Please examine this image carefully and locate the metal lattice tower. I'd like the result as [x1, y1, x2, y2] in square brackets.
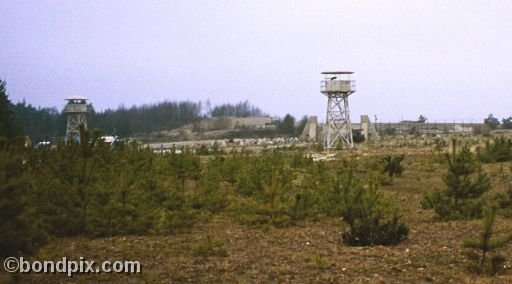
[63, 97, 88, 143]
[321, 71, 355, 149]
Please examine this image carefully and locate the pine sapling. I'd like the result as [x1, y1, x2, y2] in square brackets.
[422, 139, 491, 220]
[381, 154, 405, 178]
[261, 167, 290, 226]
[463, 206, 512, 275]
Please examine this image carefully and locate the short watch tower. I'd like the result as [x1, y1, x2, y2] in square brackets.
[321, 71, 355, 149]
[63, 97, 88, 143]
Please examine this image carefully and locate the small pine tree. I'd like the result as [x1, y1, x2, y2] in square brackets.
[381, 154, 405, 178]
[167, 147, 201, 189]
[432, 138, 448, 162]
[463, 206, 512, 275]
[293, 161, 331, 220]
[262, 168, 288, 226]
[422, 140, 491, 220]
[340, 170, 408, 246]
[194, 160, 229, 213]
[220, 152, 241, 186]
[237, 167, 292, 227]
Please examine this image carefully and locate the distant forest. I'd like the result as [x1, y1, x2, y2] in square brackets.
[0, 79, 309, 142]
[10, 100, 269, 141]
[209, 101, 264, 118]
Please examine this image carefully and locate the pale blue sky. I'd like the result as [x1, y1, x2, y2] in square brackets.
[1, 0, 511, 122]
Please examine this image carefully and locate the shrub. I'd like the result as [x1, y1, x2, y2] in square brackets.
[477, 136, 512, 163]
[352, 131, 366, 144]
[340, 171, 408, 246]
[381, 154, 405, 178]
[343, 214, 409, 246]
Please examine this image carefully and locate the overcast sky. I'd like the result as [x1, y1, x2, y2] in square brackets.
[1, 0, 511, 122]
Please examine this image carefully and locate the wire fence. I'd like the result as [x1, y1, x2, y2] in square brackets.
[372, 121, 482, 136]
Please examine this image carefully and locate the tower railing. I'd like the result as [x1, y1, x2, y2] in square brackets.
[320, 80, 356, 94]
[63, 103, 88, 113]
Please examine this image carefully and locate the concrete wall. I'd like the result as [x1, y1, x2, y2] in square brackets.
[300, 116, 318, 141]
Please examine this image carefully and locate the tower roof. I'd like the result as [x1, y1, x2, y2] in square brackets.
[65, 96, 88, 101]
[321, 71, 354, 74]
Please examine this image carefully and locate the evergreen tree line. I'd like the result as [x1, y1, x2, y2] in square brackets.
[88, 101, 202, 137]
[11, 101, 66, 140]
[10, 100, 203, 141]
[1, 79, 308, 142]
[11, 102, 307, 141]
[209, 100, 265, 118]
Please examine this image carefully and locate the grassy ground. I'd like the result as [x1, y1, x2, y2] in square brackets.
[3, 144, 512, 283]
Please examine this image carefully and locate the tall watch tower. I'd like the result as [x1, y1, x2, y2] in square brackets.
[321, 71, 355, 149]
[63, 97, 88, 143]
